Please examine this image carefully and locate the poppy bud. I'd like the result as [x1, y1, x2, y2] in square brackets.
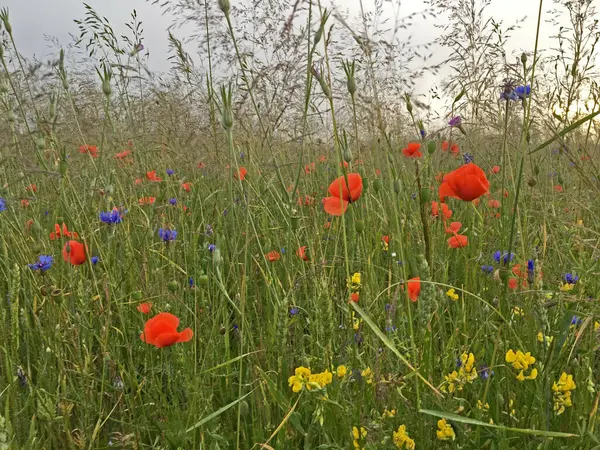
[557, 174, 564, 184]
[222, 107, 233, 130]
[427, 141, 436, 155]
[102, 78, 112, 97]
[354, 219, 365, 233]
[167, 281, 178, 292]
[35, 136, 45, 150]
[40, 285, 48, 296]
[361, 177, 368, 190]
[373, 179, 382, 193]
[404, 94, 413, 114]
[131, 291, 143, 301]
[219, 326, 226, 335]
[218, 0, 230, 14]
[7, 110, 14, 122]
[527, 177, 537, 187]
[314, 27, 323, 46]
[499, 268, 509, 283]
[347, 77, 357, 95]
[343, 147, 352, 163]
[519, 54, 528, 69]
[213, 248, 222, 267]
[291, 216, 300, 231]
[419, 188, 431, 204]
[198, 274, 209, 288]
[393, 179, 401, 194]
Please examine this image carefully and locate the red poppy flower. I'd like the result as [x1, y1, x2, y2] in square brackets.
[382, 235, 390, 245]
[441, 141, 449, 152]
[487, 199, 500, 208]
[234, 167, 248, 181]
[140, 312, 193, 348]
[402, 142, 422, 158]
[296, 246, 309, 261]
[445, 222, 462, 234]
[375, 168, 382, 176]
[146, 170, 162, 182]
[450, 144, 460, 156]
[318, 155, 327, 163]
[181, 182, 192, 192]
[503, 189, 509, 197]
[79, 144, 99, 158]
[438, 163, 489, 202]
[340, 161, 349, 168]
[138, 197, 156, 205]
[431, 201, 453, 219]
[62, 240, 87, 265]
[266, 250, 281, 262]
[50, 223, 79, 240]
[508, 278, 518, 290]
[197, 162, 205, 169]
[322, 173, 363, 216]
[448, 234, 468, 248]
[349, 292, 360, 303]
[554, 185, 564, 192]
[135, 178, 143, 185]
[20, 199, 30, 208]
[137, 302, 153, 314]
[491, 165, 500, 174]
[304, 162, 316, 174]
[296, 195, 315, 206]
[25, 184, 37, 193]
[115, 150, 132, 160]
[407, 277, 421, 302]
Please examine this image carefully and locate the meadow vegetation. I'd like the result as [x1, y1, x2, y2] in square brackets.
[0, 0, 599, 448]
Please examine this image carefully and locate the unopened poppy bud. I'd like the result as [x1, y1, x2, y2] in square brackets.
[131, 291, 143, 301]
[7, 110, 13, 122]
[499, 268, 509, 283]
[373, 179, 382, 193]
[102, 78, 111, 96]
[167, 280, 178, 292]
[347, 77, 357, 95]
[198, 274, 209, 288]
[314, 27, 323, 46]
[213, 247, 222, 267]
[361, 177, 368, 190]
[49, 101, 56, 119]
[404, 94, 412, 114]
[35, 136, 45, 150]
[427, 141, 436, 155]
[527, 177, 537, 187]
[40, 286, 48, 296]
[393, 179, 401, 194]
[218, 0, 230, 14]
[557, 174, 564, 184]
[419, 187, 430, 204]
[59, 160, 67, 176]
[221, 107, 233, 130]
[354, 219, 365, 233]
[520, 52, 527, 65]
[291, 215, 300, 231]
[343, 147, 352, 163]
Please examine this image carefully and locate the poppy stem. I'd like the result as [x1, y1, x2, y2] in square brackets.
[414, 161, 432, 273]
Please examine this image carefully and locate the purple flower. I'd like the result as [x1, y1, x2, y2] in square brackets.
[208, 244, 216, 252]
[91, 256, 99, 265]
[166, 169, 174, 176]
[158, 228, 177, 242]
[28, 255, 54, 271]
[169, 198, 177, 206]
[289, 307, 299, 315]
[99, 209, 123, 224]
[448, 116, 462, 127]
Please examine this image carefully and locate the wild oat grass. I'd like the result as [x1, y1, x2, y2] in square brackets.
[0, 0, 599, 449]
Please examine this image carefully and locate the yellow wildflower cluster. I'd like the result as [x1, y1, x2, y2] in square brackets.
[351, 426, 367, 450]
[361, 367, 374, 385]
[505, 349, 538, 381]
[553, 372, 576, 415]
[436, 419, 455, 441]
[382, 408, 396, 418]
[288, 366, 333, 393]
[441, 352, 478, 393]
[352, 311, 362, 330]
[512, 306, 524, 316]
[446, 288, 459, 301]
[559, 282, 575, 292]
[537, 332, 553, 346]
[347, 272, 361, 292]
[336, 365, 347, 378]
[393, 425, 415, 449]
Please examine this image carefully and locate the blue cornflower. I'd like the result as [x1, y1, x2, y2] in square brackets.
[169, 198, 177, 206]
[514, 85, 531, 99]
[419, 129, 425, 138]
[479, 365, 494, 380]
[385, 324, 397, 333]
[411, 192, 417, 200]
[385, 303, 393, 313]
[99, 209, 123, 224]
[166, 169, 174, 176]
[239, 151, 245, 160]
[527, 259, 535, 272]
[91, 256, 99, 265]
[28, 255, 54, 272]
[481, 265, 494, 274]
[289, 307, 299, 316]
[463, 152, 474, 164]
[208, 243, 216, 252]
[158, 228, 177, 242]
[571, 315, 582, 326]
[189, 277, 195, 288]
[564, 273, 579, 284]
[493, 251, 514, 264]
[0, 197, 6, 212]
[448, 116, 462, 127]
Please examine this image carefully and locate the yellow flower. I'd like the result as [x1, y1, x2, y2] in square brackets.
[537, 332, 553, 346]
[477, 400, 489, 410]
[594, 321, 600, 332]
[336, 365, 348, 378]
[288, 366, 311, 392]
[506, 349, 537, 381]
[393, 424, 415, 449]
[382, 408, 396, 418]
[441, 352, 477, 394]
[348, 272, 362, 291]
[512, 306, 524, 316]
[446, 288, 459, 301]
[553, 372, 576, 415]
[351, 426, 367, 449]
[560, 282, 575, 292]
[516, 368, 538, 382]
[361, 367, 374, 384]
[308, 369, 333, 390]
[436, 418, 455, 441]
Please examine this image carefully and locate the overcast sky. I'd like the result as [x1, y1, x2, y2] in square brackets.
[3, 0, 553, 74]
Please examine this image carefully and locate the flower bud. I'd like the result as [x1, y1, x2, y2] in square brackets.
[131, 291, 143, 301]
[393, 179, 401, 194]
[35, 136, 45, 150]
[427, 141, 436, 155]
[167, 280, 178, 292]
[527, 177, 537, 187]
[373, 179, 382, 193]
[419, 187, 431, 204]
[218, 0, 230, 14]
[102, 78, 111, 97]
[291, 216, 300, 231]
[59, 160, 68, 177]
[213, 247, 222, 267]
[221, 107, 233, 130]
[520, 52, 527, 65]
[313, 27, 323, 46]
[354, 219, 365, 233]
[198, 274, 209, 288]
[343, 147, 352, 163]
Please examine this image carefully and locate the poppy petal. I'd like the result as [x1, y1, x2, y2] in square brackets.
[323, 196, 349, 215]
[177, 328, 194, 343]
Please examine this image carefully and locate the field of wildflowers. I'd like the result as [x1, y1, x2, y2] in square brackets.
[0, 0, 600, 448]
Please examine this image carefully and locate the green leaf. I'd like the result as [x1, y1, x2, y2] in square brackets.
[199, 351, 263, 375]
[419, 409, 578, 438]
[186, 388, 257, 433]
[529, 110, 600, 155]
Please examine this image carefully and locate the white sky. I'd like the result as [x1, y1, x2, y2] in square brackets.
[4, 0, 553, 74]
